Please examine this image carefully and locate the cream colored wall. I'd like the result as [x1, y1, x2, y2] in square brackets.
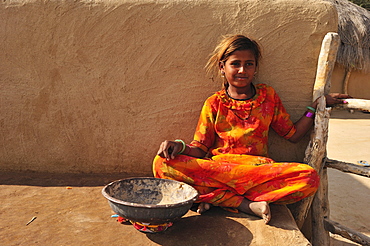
[331, 67, 370, 100]
[0, 0, 338, 174]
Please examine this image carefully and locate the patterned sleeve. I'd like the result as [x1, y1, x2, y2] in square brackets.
[270, 90, 297, 139]
[189, 97, 217, 153]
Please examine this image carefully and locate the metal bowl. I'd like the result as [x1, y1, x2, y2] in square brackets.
[102, 177, 198, 224]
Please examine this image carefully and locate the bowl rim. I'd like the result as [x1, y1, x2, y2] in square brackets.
[101, 177, 199, 208]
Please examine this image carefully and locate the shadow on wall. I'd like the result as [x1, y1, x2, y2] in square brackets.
[0, 171, 138, 187]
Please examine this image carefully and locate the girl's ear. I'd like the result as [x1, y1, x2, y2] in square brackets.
[219, 61, 225, 73]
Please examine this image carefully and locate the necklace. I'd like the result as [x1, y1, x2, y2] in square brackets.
[226, 84, 256, 101]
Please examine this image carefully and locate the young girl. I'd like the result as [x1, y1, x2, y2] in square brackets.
[153, 34, 349, 224]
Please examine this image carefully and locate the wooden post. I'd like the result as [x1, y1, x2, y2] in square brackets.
[311, 167, 330, 246]
[312, 32, 340, 101]
[289, 32, 340, 245]
[342, 68, 352, 95]
[303, 96, 331, 170]
[308, 32, 339, 246]
[305, 96, 332, 246]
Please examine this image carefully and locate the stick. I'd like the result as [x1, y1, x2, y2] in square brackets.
[342, 68, 352, 94]
[26, 216, 37, 226]
[324, 218, 370, 245]
[334, 99, 370, 112]
[326, 159, 370, 178]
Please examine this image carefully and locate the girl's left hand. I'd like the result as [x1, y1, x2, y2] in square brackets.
[324, 93, 352, 107]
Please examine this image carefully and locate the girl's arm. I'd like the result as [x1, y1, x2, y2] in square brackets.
[157, 140, 207, 160]
[288, 93, 351, 143]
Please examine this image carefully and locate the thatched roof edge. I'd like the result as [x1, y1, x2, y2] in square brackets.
[326, 0, 370, 73]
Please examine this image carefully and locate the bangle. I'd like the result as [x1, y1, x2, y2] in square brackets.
[174, 139, 186, 154]
[306, 106, 316, 112]
[304, 111, 315, 119]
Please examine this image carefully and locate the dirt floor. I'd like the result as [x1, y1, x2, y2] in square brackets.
[0, 110, 369, 246]
[326, 110, 370, 245]
[0, 171, 313, 246]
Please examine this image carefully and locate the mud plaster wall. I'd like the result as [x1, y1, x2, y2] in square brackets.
[0, 0, 338, 174]
[331, 67, 370, 100]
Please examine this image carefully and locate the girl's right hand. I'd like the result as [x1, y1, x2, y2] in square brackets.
[157, 140, 183, 160]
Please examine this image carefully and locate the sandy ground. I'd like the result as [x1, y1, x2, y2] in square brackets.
[326, 110, 370, 245]
[0, 110, 369, 245]
[0, 173, 312, 246]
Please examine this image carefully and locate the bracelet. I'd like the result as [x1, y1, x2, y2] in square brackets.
[306, 106, 316, 112]
[174, 139, 186, 154]
[304, 111, 315, 119]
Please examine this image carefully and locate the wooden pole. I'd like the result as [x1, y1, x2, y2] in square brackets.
[311, 167, 330, 246]
[289, 33, 340, 245]
[305, 96, 332, 246]
[312, 32, 340, 101]
[324, 219, 370, 245]
[326, 159, 370, 178]
[303, 96, 331, 169]
[309, 32, 340, 246]
[342, 68, 352, 95]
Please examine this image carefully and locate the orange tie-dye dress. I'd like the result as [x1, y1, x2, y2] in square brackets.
[153, 84, 319, 208]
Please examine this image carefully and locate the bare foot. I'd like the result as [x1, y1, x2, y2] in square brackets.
[197, 202, 211, 214]
[237, 199, 271, 224]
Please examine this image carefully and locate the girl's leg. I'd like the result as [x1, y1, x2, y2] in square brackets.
[153, 154, 245, 206]
[153, 154, 319, 222]
[242, 162, 320, 204]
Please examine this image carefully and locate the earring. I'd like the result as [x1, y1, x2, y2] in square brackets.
[221, 71, 225, 77]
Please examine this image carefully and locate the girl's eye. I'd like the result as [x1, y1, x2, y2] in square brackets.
[229, 62, 255, 67]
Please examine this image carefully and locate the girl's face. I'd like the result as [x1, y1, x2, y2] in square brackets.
[220, 49, 257, 90]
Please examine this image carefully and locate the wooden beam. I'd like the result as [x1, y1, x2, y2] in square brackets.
[324, 218, 370, 245]
[326, 159, 370, 178]
[334, 98, 370, 112]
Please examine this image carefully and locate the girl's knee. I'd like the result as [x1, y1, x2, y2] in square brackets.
[152, 155, 166, 177]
